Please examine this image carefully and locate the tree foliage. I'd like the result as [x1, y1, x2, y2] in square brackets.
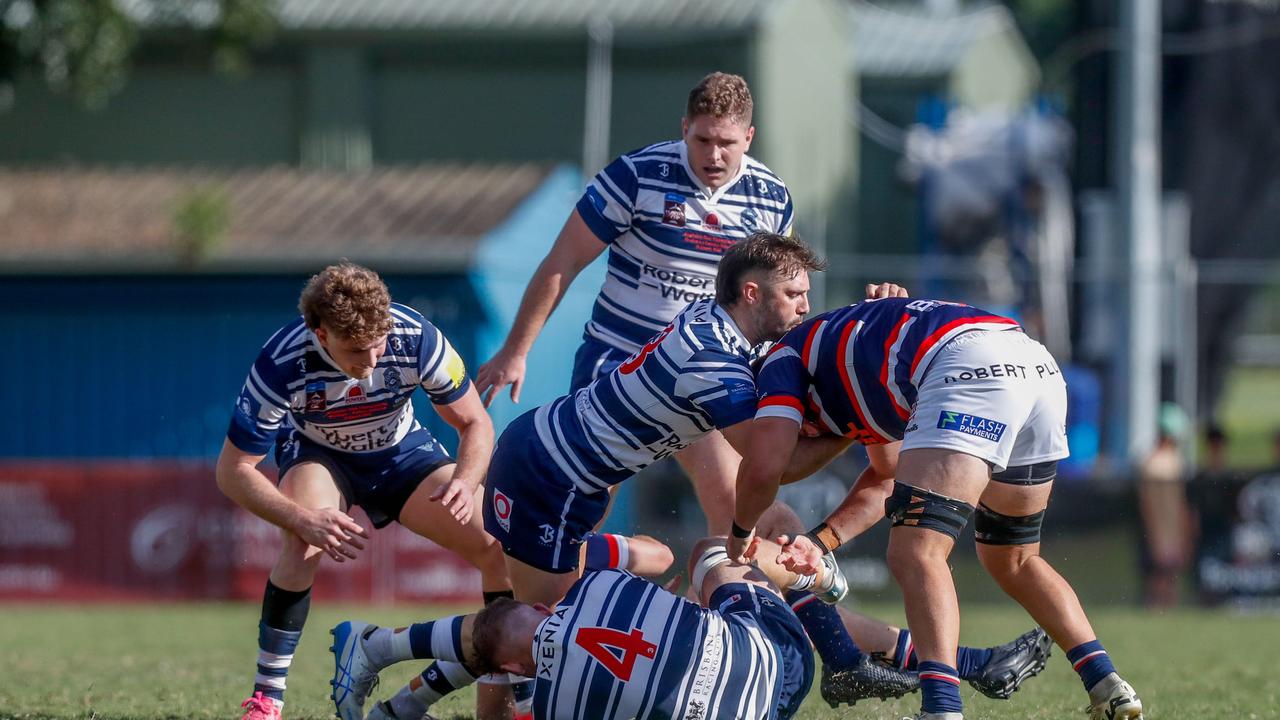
[0, 0, 276, 109]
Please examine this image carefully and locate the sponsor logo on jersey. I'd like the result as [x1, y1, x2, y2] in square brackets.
[444, 348, 467, 390]
[703, 212, 720, 230]
[937, 410, 1007, 442]
[237, 394, 253, 420]
[343, 383, 366, 404]
[305, 381, 326, 412]
[585, 185, 609, 214]
[493, 491, 513, 532]
[663, 193, 687, 227]
[716, 593, 742, 613]
[740, 207, 759, 232]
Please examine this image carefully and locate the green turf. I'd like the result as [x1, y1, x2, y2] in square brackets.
[2, 601, 1277, 720]
[1220, 366, 1280, 468]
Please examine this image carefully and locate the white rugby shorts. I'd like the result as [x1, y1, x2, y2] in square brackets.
[902, 329, 1069, 473]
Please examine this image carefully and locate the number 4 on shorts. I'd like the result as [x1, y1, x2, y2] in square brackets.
[573, 627, 658, 681]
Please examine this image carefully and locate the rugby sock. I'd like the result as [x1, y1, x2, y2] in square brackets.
[918, 661, 964, 714]
[388, 661, 479, 719]
[891, 629, 994, 679]
[584, 532, 630, 570]
[253, 581, 311, 705]
[785, 591, 863, 670]
[1067, 640, 1117, 692]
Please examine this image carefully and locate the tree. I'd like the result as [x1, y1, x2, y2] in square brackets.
[0, 0, 276, 110]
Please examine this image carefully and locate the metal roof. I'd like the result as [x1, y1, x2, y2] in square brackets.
[0, 164, 554, 272]
[115, 0, 775, 34]
[852, 1, 1022, 78]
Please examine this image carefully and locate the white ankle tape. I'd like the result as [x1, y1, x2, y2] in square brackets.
[690, 546, 731, 594]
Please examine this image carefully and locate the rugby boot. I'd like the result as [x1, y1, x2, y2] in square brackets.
[330, 621, 382, 720]
[901, 713, 963, 720]
[968, 627, 1052, 699]
[238, 691, 282, 720]
[815, 553, 850, 605]
[822, 654, 920, 707]
[1087, 673, 1144, 720]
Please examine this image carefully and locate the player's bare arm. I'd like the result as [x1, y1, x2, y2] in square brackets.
[475, 210, 606, 406]
[431, 383, 496, 525]
[774, 440, 899, 575]
[215, 438, 367, 562]
[725, 416, 799, 562]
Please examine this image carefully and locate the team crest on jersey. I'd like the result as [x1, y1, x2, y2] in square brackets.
[538, 523, 556, 545]
[383, 367, 402, 393]
[663, 193, 687, 227]
[305, 381, 326, 412]
[390, 336, 403, 353]
[493, 491, 513, 532]
[740, 207, 759, 232]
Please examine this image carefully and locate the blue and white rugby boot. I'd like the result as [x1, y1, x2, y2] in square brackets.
[330, 621, 381, 720]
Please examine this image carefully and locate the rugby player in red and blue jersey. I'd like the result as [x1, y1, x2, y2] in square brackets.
[731, 298, 1144, 720]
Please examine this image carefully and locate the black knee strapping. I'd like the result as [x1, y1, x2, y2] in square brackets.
[992, 460, 1058, 485]
[974, 503, 1045, 545]
[884, 481, 974, 540]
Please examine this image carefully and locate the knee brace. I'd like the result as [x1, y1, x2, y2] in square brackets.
[690, 544, 731, 594]
[974, 503, 1045, 545]
[884, 481, 974, 541]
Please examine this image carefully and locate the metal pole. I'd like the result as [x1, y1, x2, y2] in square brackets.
[583, 17, 614, 178]
[1113, 0, 1163, 467]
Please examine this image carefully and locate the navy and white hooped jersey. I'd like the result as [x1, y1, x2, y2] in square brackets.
[576, 139, 794, 354]
[755, 298, 1020, 444]
[227, 303, 471, 456]
[532, 570, 790, 720]
[534, 298, 758, 494]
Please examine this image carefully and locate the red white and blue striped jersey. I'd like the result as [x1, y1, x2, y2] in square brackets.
[576, 140, 794, 353]
[535, 298, 759, 494]
[755, 298, 1020, 444]
[226, 303, 470, 456]
[532, 569, 792, 720]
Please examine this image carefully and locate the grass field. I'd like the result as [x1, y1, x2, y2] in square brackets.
[3, 601, 1277, 720]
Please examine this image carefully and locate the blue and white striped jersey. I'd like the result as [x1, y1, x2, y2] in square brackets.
[227, 303, 471, 456]
[532, 570, 793, 720]
[576, 140, 794, 354]
[533, 298, 758, 494]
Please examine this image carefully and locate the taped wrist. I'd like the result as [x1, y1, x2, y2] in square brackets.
[803, 522, 843, 555]
[730, 521, 753, 539]
[690, 545, 731, 594]
[883, 481, 974, 541]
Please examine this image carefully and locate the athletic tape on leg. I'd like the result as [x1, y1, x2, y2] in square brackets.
[884, 481, 974, 540]
[691, 546, 731, 595]
[974, 503, 1045, 545]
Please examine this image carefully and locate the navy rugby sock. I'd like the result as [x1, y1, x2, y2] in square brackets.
[918, 660, 964, 714]
[1067, 640, 1116, 692]
[253, 581, 311, 704]
[786, 591, 864, 670]
[892, 629, 993, 679]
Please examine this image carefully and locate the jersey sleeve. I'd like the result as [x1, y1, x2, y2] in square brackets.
[418, 322, 472, 405]
[226, 347, 292, 455]
[753, 343, 809, 426]
[676, 350, 759, 429]
[575, 154, 639, 244]
[777, 185, 796, 236]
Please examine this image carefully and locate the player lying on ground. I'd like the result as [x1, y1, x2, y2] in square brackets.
[730, 297, 1145, 720]
[216, 262, 511, 720]
[333, 536, 864, 720]
[335, 513, 1050, 720]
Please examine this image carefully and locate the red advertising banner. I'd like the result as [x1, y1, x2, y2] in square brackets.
[0, 462, 482, 604]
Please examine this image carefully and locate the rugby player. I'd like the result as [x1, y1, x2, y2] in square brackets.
[474, 71, 792, 537]
[730, 297, 1144, 720]
[218, 263, 510, 720]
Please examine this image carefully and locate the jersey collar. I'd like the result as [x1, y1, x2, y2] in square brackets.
[311, 330, 347, 375]
[711, 300, 754, 356]
[678, 140, 748, 204]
